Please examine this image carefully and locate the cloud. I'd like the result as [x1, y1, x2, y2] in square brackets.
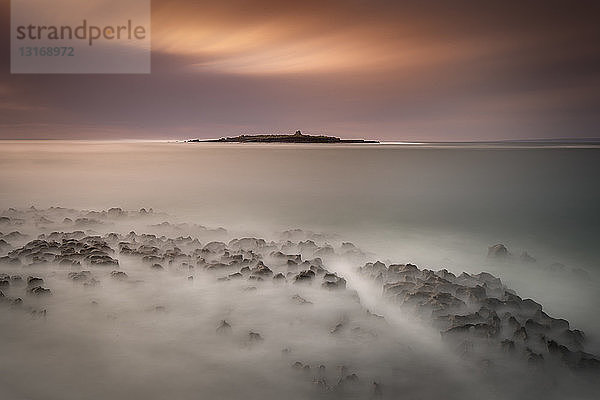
[0, 0, 599, 140]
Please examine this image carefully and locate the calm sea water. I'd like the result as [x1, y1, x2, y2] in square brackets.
[1, 140, 599, 343]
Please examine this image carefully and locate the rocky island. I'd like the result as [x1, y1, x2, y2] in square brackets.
[187, 130, 379, 144]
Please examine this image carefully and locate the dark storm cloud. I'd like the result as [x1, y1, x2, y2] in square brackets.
[0, 0, 599, 140]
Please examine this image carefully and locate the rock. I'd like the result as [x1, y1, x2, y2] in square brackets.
[248, 331, 263, 342]
[294, 270, 315, 283]
[513, 327, 528, 342]
[68, 271, 92, 281]
[216, 320, 232, 334]
[442, 323, 498, 339]
[250, 262, 273, 277]
[488, 244, 509, 258]
[331, 322, 345, 334]
[322, 273, 346, 290]
[28, 286, 51, 296]
[110, 270, 128, 280]
[27, 276, 44, 286]
[151, 263, 164, 270]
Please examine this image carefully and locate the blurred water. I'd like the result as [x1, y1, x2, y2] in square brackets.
[1, 140, 599, 345]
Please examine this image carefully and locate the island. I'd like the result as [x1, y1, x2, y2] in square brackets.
[186, 130, 379, 144]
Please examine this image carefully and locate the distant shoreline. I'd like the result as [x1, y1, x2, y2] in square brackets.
[185, 131, 379, 144]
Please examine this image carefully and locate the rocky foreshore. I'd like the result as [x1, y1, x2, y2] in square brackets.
[360, 261, 598, 369]
[0, 206, 598, 399]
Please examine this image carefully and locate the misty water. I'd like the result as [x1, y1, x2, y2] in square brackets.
[0, 140, 599, 399]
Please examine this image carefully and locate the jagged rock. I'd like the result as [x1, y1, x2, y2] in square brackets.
[250, 262, 273, 277]
[28, 286, 51, 296]
[322, 273, 346, 290]
[68, 271, 92, 281]
[294, 270, 315, 283]
[273, 272, 286, 281]
[442, 323, 498, 339]
[27, 276, 44, 286]
[110, 270, 128, 280]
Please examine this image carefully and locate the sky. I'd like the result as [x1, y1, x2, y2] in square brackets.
[1, 0, 599, 141]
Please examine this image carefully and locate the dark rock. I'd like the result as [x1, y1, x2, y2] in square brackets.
[488, 244, 509, 258]
[250, 262, 273, 277]
[513, 327, 528, 342]
[28, 286, 51, 296]
[215, 320, 231, 334]
[27, 276, 44, 286]
[248, 331, 263, 342]
[110, 270, 128, 279]
[294, 270, 315, 283]
[331, 322, 345, 334]
[68, 271, 92, 281]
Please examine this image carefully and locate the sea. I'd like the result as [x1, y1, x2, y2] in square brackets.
[1, 140, 599, 348]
